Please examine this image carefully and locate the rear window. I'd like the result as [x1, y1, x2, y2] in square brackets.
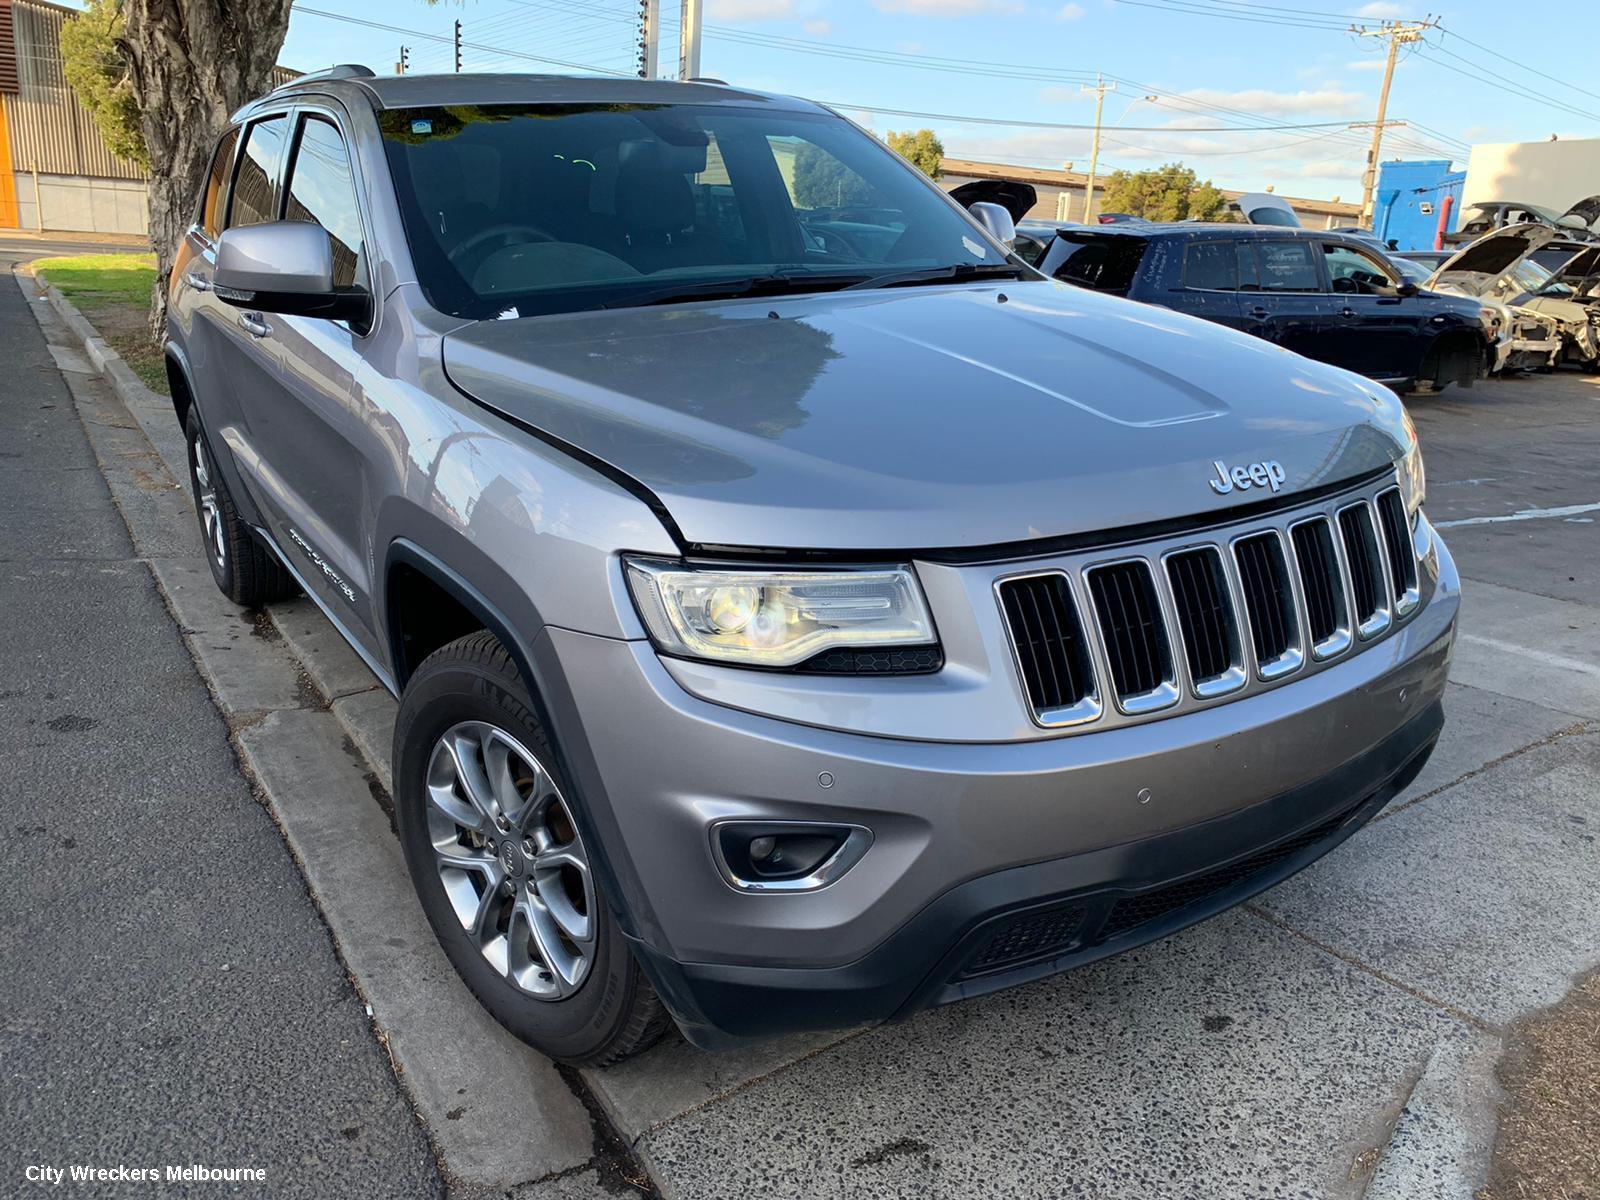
[1052, 235, 1147, 294]
[1256, 241, 1322, 292]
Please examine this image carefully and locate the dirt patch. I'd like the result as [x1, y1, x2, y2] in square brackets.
[1480, 968, 1600, 1200]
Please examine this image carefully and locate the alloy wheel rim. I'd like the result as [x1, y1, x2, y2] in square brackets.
[192, 436, 226, 571]
[424, 721, 596, 1000]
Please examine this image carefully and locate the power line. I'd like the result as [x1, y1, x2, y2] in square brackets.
[1111, 0, 1357, 31]
[1417, 43, 1600, 125]
[292, 6, 633, 75]
[1434, 23, 1600, 106]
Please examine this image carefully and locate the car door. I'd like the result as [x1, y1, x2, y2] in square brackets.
[247, 106, 383, 646]
[1320, 239, 1425, 382]
[1172, 237, 1247, 330]
[1238, 239, 1336, 359]
[208, 111, 294, 508]
[171, 126, 243, 441]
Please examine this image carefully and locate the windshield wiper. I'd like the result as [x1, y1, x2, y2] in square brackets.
[842, 262, 1029, 291]
[603, 270, 874, 310]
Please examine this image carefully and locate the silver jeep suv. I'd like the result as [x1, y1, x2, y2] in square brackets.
[167, 67, 1456, 1064]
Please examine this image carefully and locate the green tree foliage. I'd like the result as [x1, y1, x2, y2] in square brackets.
[791, 143, 878, 209]
[59, 0, 148, 168]
[887, 128, 944, 179]
[1099, 163, 1233, 222]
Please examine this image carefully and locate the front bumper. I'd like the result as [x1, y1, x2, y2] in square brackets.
[535, 526, 1458, 1050]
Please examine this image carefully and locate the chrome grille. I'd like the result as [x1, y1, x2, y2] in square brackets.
[996, 472, 1425, 730]
[1086, 561, 1178, 714]
[1375, 488, 1420, 617]
[996, 572, 1099, 726]
[1233, 532, 1302, 678]
[1165, 548, 1244, 697]
[1338, 503, 1390, 639]
[1290, 518, 1351, 660]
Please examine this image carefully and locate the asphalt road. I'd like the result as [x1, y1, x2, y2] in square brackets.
[0, 256, 442, 1194]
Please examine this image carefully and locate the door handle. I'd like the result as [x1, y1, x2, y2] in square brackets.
[1247, 306, 1270, 319]
[1339, 307, 1357, 319]
[237, 312, 272, 339]
[185, 272, 212, 292]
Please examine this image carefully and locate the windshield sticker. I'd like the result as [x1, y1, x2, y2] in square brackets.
[411, 119, 433, 135]
[962, 236, 985, 259]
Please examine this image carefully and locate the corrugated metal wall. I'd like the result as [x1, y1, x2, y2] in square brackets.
[4, 0, 144, 180]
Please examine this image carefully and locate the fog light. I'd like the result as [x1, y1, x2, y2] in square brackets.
[712, 822, 873, 892]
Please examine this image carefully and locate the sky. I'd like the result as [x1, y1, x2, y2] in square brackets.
[276, 0, 1600, 202]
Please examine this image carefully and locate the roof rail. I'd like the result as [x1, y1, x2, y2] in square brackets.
[686, 76, 728, 85]
[274, 64, 376, 91]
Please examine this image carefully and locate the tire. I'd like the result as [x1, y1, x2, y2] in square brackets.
[393, 631, 671, 1065]
[183, 407, 297, 607]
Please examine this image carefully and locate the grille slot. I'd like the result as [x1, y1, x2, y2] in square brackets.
[1290, 518, 1350, 658]
[960, 902, 1087, 977]
[1375, 489, 1419, 615]
[1165, 548, 1242, 695]
[1338, 504, 1390, 637]
[1087, 561, 1177, 712]
[997, 573, 1098, 724]
[1233, 533, 1301, 677]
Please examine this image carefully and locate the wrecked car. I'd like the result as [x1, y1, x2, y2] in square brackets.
[1442, 195, 1600, 246]
[1426, 223, 1593, 371]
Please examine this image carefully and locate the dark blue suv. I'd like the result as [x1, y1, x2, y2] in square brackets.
[1036, 225, 1489, 393]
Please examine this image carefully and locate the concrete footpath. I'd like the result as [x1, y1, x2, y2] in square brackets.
[0, 265, 440, 1196]
[16, 262, 1600, 1199]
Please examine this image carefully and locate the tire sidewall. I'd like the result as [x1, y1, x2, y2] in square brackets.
[393, 648, 637, 1060]
[183, 408, 235, 597]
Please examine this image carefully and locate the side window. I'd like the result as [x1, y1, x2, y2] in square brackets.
[1183, 240, 1238, 290]
[1322, 243, 1396, 295]
[284, 115, 367, 291]
[1236, 243, 1261, 291]
[1257, 241, 1322, 292]
[227, 115, 288, 229]
[199, 127, 240, 239]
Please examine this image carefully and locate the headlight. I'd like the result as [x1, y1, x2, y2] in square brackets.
[625, 559, 937, 668]
[1478, 306, 1502, 337]
[1399, 409, 1426, 516]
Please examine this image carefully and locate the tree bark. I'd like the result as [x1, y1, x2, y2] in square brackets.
[120, 0, 293, 340]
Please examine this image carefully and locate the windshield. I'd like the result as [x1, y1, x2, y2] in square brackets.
[1505, 258, 1569, 297]
[379, 102, 1009, 318]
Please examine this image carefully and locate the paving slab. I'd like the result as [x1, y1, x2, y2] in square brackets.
[1447, 579, 1600, 718]
[334, 685, 402, 795]
[1365, 1031, 1504, 1200]
[236, 708, 595, 1189]
[1257, 728, 1600, 1027]
[1386, 681, 1584, 810]
[271, 595, 385, 701]
[638, 911, 1475, 1200]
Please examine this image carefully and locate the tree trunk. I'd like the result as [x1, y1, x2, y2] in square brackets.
[120, 0, 293, 340]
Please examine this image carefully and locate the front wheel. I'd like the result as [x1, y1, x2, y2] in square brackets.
[393, 631, 671, 1065]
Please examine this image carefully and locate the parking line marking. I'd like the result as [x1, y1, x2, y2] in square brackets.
[1436, 501, 1600, 528]
[1460, 633, 1600, 679]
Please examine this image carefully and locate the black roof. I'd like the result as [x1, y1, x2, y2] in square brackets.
[266, 70, 819, 115]
[1041, 222, 1347, 241]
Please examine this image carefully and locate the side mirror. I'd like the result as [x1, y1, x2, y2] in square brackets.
[1395, 280, 1420, 298]
[968, 201, 1016, 250]
[214, 221, 371, 324]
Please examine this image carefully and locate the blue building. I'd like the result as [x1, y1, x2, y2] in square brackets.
[1374, 159, 1467, 251]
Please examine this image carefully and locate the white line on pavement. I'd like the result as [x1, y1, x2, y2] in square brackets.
[1460, 633, 1600, 679]
[1436, 501, 1600, 528]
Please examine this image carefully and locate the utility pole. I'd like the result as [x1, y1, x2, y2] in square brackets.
[395, 45, 409, 75]
[638, 0, 660, 78]
[1079, 74, 1116, 223]
[679, 0, 702, 80]
[453, 20, 462, 73]
[1352, 17, 1435, 228]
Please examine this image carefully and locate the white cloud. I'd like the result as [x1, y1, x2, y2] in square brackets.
[1355, 2, 1402, 16]
[873, 0, 1024, 14]
[1168, 86, 1367, 118]
[1346, 58, 1385, 72]
[802, 18, 832, 34]
[1058, 2, 1085, 18]
[897, 41, 925, 53]
[707, 0, 796, 20]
